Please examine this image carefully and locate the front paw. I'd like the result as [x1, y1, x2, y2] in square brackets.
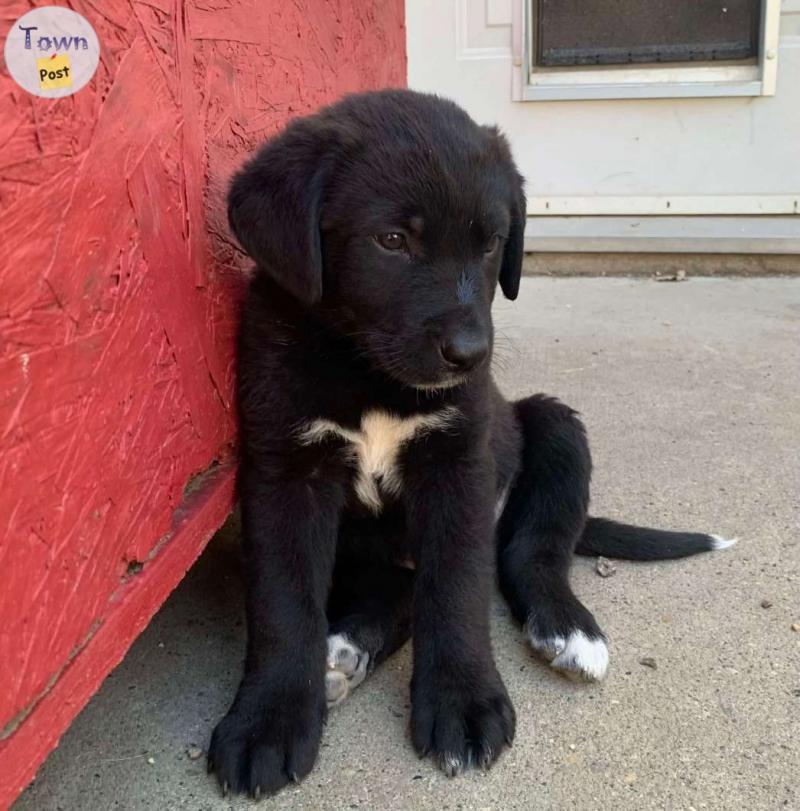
[208, 679, 326, 798]
[411, 668, 515, 776]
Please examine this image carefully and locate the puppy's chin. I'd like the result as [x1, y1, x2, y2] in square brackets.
[411, 376, 467, 392]
[373, 357, 467, 393]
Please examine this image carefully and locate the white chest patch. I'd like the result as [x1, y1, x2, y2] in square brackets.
[298, 407, 459, 512]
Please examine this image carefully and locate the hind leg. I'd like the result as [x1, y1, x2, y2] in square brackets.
[497, 395, 608, 682]
[325, 557, 414, 707]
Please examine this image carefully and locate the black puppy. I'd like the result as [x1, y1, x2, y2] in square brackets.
[208, 89, 734, 797]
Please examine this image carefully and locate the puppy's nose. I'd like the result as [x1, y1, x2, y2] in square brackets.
[440, 330, 489, 372]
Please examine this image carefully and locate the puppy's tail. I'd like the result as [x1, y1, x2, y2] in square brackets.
[575, 517, 737, 561]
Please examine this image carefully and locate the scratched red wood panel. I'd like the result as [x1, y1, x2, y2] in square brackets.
[0, 1, 406, 805]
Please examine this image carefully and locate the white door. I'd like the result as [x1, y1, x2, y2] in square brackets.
[406, 0, 800, 252]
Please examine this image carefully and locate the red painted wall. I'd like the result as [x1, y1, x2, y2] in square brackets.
[0, 2, 406, 806]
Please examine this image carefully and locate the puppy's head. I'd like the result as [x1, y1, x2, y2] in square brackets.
[229, 89, 526, 389]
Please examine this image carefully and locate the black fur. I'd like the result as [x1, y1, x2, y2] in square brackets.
[208, 89, 724, 798]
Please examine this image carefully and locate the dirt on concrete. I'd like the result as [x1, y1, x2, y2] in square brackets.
[524, 252, 800, 277]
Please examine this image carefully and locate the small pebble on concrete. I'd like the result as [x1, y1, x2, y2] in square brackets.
[596, 557, 617, 578]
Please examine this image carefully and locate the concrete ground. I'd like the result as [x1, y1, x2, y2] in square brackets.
[15, 278, 800, 811]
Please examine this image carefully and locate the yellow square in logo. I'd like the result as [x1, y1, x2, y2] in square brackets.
[37, 53, 73, 90]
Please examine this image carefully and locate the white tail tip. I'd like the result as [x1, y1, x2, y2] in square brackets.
[710, 534, 738, 551]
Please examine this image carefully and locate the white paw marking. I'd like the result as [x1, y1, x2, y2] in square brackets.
[325, 633, 369, 707]
[528, 631, 566, 662]
[710, 534, 738, 551]
[439, 752, 464, 777]
[528, 628, 609, 682]
[299, 408, 459, 513]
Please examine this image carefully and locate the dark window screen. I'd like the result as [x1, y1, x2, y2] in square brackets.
[535, 0, 761, 67]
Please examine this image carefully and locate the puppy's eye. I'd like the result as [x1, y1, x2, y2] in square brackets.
[484, 234, 502, 255]
[375, 233, 407, 251]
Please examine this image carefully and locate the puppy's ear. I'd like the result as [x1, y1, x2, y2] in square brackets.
[484, 127, 526, 301]
[500, 171, 526, 301]
[228, 118, 339, 306]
